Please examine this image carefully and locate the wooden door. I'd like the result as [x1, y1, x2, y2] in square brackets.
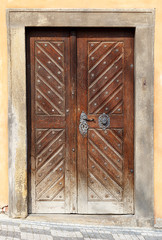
[27, 28, 134, 214]
[27, 29, 77, 213]
[77, 29, 134, 214]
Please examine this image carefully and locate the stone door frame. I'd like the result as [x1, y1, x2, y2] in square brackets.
[7, 9, 155, 224]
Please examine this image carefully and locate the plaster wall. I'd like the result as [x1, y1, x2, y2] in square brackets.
[0, 0, 162, 220]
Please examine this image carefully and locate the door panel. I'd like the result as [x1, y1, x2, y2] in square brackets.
[28, 30, 77, 213]
[77, 30, 134, 214]
[27, 28, 134, 214]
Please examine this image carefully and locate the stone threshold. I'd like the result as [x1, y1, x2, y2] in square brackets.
[25, 214, 154, 228]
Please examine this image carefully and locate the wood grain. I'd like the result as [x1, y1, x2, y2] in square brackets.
[77, 28, 134, 214]
[27, 29, 77, 213]
[27, 28, 134, 214]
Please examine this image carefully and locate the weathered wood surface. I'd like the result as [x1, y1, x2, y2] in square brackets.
[27, 28, 134, 214]
[28, 29, 77, 213]
[77, 29, 134, 214]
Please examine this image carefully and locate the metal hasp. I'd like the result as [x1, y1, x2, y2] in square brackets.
[98, 113, 110, 130]
[79, 111, 94, 136]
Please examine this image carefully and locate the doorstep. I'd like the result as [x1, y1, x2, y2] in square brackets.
[26, 214, 154, 228]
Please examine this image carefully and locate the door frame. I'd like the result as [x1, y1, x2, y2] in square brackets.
[7, 9, 155, 226]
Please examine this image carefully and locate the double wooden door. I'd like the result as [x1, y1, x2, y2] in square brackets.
[27, 28, 134, 214]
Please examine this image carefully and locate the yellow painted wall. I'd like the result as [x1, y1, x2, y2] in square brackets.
[0, 0, 162, 219]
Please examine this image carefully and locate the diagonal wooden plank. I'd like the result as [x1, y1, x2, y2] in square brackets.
[88, 154, 123, 188]
[36, 159, 64, 197]
[97, 129, 123, 155]
[38, 175, 64, 201]
[36, 88, 63, 115]
[51, 186, 64, 201]
[37, 130, 64, 157]
[110, 128, 123, 142]
[93, 129, 123, 160]
[89, 54, 123, 89]
[89, 70, 122, 105]
[93, 85, 123, 114]
[36, 43, 64, 71]
[88, 173, 117, 201]
[89, 47, 123, 83]
[36, 102, 49, 115]
[88, 186, 102, 201]
[36, 129, 48, 142]
[37, 144, 64, 171]
[89, 42, 119, 73]
[89, 42, 101, 56]
[36, 91, 60, 115]
[88, 167, 122, 201]
[37, 73, 63, 101]
[110, 101, 123, 114]
[88, 138, 122, 172]
[112, 129, 123, 140]
[53, 189, 64, 201]
[36, 78, 64, 114]
[37, 129, 52, 144]
[49, 42, 63, 56]
[88, 137, 123, 178]
[36, 58, 64, 86]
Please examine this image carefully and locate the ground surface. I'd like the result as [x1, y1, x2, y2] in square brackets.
[0, 216, 162, 240]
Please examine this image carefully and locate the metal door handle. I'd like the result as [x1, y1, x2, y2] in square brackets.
[79, 111, 94, 136]
[80, 112, 94, 122]
[85, 118, 94, 122]
[79, 112, 110, 135]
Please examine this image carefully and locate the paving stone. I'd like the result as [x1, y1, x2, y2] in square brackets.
[0, 230, 21, 238]
[0, 221, 20, 226]
[142, 237, 162, 240]
[1, 219, 162, 239]
[136, 236, 145, 240]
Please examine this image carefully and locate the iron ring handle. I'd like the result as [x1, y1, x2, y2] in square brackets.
[98, 113, 110, 130]
[101, 116, 108, 125]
